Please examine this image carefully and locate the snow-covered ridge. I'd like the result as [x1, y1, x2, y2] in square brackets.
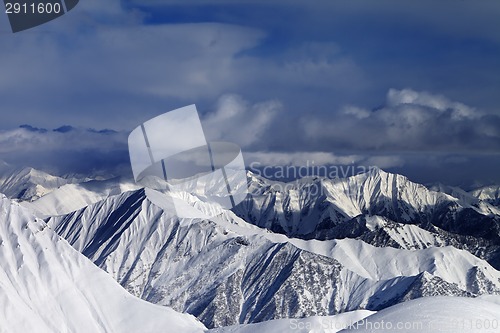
[21, 177, 140, 217]
[472, 185, 500, 207]
[0, 162, 69, 201]
[47, 188, 500, 328]
[3, 164, 500, 331]
[235, 168, 500, 270]
[236, 167, 499, 237]
[0, 193, 205, 333]
[6, 165, 500, 273]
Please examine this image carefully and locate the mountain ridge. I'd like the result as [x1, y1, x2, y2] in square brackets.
[0, 193, 206, 333]
[2, 164, 500, 330]
[46, 187, 500, 328]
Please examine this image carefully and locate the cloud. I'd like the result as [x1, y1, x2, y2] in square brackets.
[277, 41, 365, 90]
[0, 0, 498, 188]
[0, 0, 371, 131]
[1, 87, 499, 187]
[245, 151, 362, 167]
[364, 155, 405, 169]
[386, 89, 481, 120]
[0, 0, 267, 130]
[212, 88, 499, 158]
[202, 94, 281, 147]
[0, 127, 126, 153]
[3, 0, 497, 136]
[0, 126, 129, 176]
[302, 88, 500, 152]
[198, 88, 499, 187]
[224, 88, 499, 187]
[243, 151, 406, 173]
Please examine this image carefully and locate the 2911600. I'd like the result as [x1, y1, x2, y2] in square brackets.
[5, 2, 62, 14]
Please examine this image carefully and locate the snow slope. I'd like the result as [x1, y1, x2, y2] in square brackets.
[210, 296, 500, 333]
[209, 310, 374, 333]
[22, 177, 139, 217]
[0, 194, 205, 333]
[339, 296, 500, 333]
[286, 237, 500, 293]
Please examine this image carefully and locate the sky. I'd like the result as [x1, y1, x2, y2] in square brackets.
[0, 0, 499, 188]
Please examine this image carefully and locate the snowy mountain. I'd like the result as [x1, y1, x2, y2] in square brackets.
[0, 194, 205, 333]
[237, 168, 499, 239]
[22, 177, 139, 217]
[4, 164, 500, 331]
[47, 187, 500, 328]
[0, 161, 70, 201]
[234, 168, 500, 269]
[472, 185, 500, 208]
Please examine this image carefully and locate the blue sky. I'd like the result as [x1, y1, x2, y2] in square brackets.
[0, 0, 499, 187]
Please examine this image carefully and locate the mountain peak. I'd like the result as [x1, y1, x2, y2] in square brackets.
[19, 124, 48, 133]
[53, 125, 75, 133]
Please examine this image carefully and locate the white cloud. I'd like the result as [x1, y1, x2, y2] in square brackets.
[342, 106, 371, 119]
[0, 126, 129, 175]
[302, 88, 500, 152]
[245, 151, 362, 167]
[386, 88, 480, 120]
[202, 94, 282, 147]
[0, 127, 126, 154]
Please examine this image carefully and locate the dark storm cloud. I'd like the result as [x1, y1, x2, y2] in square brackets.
[0, 126, 129, 176]
[387, 153, 500, 190]
[0, 0, 268, 130]
[135, 0, 500, 45]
